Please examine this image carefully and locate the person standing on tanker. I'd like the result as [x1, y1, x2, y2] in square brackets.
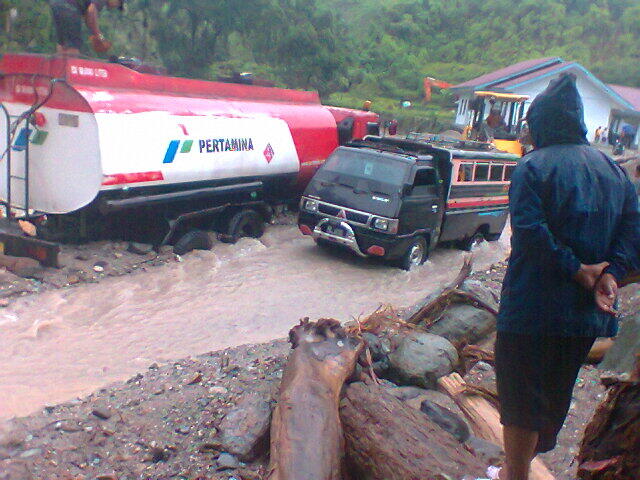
[48, 0, 125, 55]
[495, 74, 640, 480]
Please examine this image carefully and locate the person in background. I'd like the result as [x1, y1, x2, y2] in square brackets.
[496, 74, 640, 480]
[388, 119, 398, 136]
[601, 127, 609, 144]
[48, 0, 125, 55]
[594, 126, 602, 143]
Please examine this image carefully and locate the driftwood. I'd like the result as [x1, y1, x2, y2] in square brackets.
[404, 256, 473, 324]
[404, 257, 500, 330]
[586, 338, 615, 364]
[438, 373, 555, 480]
[339, 381, 486, 480]
[577, 356, 640, 480]
[267, 319, 362, 480]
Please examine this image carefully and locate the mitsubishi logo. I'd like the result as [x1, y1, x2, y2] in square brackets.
[337, 210, 346, 219]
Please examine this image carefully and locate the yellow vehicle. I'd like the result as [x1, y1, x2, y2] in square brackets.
[462, 91, 529, 156]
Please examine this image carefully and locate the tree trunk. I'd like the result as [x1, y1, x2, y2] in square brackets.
[577, 357, 640, 479]
[267, 319, 362, 480]
[339, 381, 486, 480]
[437, 373, 555, 480]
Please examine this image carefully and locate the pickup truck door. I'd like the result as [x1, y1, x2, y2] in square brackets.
[400, 168, 444, 246]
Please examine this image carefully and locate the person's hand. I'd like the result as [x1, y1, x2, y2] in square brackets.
[573, 262, 609, 291]
[90, 34, 112, 53]
[595, 273, 618, 315]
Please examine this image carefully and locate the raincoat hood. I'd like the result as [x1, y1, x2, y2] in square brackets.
[526, 73, 589, 149]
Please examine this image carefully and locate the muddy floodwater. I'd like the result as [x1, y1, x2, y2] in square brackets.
[0, 224, 510, 419]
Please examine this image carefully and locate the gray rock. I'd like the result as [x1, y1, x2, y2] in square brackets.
[601, 315, 640, 373]
[387, 332, 458, 388]
[0, 254, 43, 279]
[216, 452, 240, 470]
[127, 242, 154, 256]
[385, 386, 429, 401]
[18, 448, 41, 459]
[465, 435, 504, 465]
[0, 460, 34, 480]
[420, 399, 470, 442]
[362, 333, 384, 361]
[428, 304, 496, 346]
[92, 407, 112, 420]
[218, 393, 271, 462]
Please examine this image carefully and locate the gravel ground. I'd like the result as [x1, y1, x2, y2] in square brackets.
[2, 262, 636, 480]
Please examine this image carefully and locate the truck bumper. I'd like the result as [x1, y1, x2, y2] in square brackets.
[298, 212, 409, 260]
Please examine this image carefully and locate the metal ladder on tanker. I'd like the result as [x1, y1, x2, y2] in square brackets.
[0, 102, 33, 221]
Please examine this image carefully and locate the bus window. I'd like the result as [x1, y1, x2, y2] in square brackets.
[490, 163, 504, 181]
[474, 163, 490, 181]
[504, 164, 517, 181]
[457, 163, 474, 182]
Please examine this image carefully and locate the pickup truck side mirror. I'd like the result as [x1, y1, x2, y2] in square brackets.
[402, 185, 413, 197]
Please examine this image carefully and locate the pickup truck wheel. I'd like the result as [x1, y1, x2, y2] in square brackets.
[460, 232, 485, 251]
[399, 236, 427, 271]
[220, 209, 265, 244]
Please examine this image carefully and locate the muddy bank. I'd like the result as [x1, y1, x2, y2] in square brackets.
[2, 266, 637, 480]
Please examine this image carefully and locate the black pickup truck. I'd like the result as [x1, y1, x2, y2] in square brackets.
[298, 136, 519, 269]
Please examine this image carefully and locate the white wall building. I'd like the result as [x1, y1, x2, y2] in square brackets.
[450, 57, 640, 149]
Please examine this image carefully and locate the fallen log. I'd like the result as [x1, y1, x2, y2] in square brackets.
[437, 373, 555, 480]
[577, 356, 640, 480]
[267, 318, 361, 480]
[339, 381, 486, 480]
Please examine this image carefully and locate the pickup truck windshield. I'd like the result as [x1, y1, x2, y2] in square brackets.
[322, 149, 409, 188]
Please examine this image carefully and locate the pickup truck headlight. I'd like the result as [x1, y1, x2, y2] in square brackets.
[373, 217, 389, 230]
[372, 217, 399, 233]
[304, 199, 319, 212]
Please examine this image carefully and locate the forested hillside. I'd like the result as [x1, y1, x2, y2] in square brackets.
[1, 0, 639, 130]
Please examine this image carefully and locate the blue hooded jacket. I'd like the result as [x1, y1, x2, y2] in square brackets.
[498, 74, 640, 337]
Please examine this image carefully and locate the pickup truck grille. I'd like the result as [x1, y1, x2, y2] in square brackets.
[318, 204, 340, 216]
[345, 211, 369, 224]
[315, 201, 371, 226]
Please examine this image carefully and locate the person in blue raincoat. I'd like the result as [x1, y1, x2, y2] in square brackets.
[495, 73, 640, 480]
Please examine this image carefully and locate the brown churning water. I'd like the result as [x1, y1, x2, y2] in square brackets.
[0, 224, 510, 419]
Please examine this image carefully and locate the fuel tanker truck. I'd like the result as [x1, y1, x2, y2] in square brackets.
[0, 54, 379, 265]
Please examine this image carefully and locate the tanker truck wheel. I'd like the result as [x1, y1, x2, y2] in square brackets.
[219, 209, 265, 244]
[173, 229, 213, 256]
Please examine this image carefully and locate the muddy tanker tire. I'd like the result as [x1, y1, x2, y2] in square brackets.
[220, 209, 265, 244]
[173, 229, 212, 255]
[398, 236, 427, 271]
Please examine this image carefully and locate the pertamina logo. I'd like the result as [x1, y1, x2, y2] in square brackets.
[163, 140, 193, 164]
[163, 137, 257, 164]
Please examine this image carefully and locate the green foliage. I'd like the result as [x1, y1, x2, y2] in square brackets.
[2, 0, 639, 132]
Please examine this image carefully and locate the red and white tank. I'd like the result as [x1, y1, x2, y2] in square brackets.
[0, 54, 378, 214]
